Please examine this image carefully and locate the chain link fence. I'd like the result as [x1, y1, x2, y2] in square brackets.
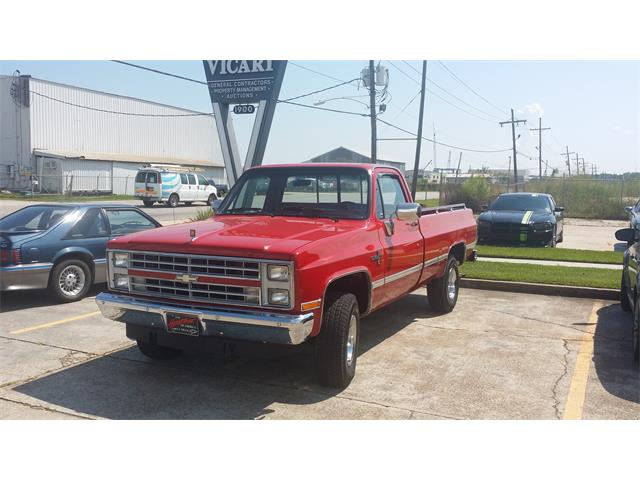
[0, 173, 138, 196]
[435, 175, 638, 220]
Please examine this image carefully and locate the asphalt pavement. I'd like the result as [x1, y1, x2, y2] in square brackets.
[0, 287, 637, 419]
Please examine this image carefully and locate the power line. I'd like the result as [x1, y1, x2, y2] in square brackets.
[279, 78, 360, 102]
[30, 90, 214, 117]
[437, 61, 509, 116]
[387, 61, 496, 123]
[111, 60, 207, 85]
[376, 116, 511, 153]
[288, 61, 349, 83]
[278, 100, 369, 117]
[402, 61, 502, 121]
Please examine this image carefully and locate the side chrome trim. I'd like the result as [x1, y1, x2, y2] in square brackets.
[372, 252, 450, 290]
[424, 253, 449, 267]
[0, 262, 53, 272]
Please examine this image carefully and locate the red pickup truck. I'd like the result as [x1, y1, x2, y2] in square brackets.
[96, 163, 477, 387]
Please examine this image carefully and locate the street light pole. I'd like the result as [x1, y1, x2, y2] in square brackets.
[369, 60, 377, 164]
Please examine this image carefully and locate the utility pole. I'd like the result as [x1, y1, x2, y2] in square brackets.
[500, 109, 526, 191]
[507, 155, 511, 193]
[455, 152, 462, 181]
[574, 153, 580, 175]
[561, 146, 575, 176]
[432, 125, 437, 171]
[579, 157, 585, 175]
[368, 60, 377, 164]
[410, 60, 427, 199]
[530, 117, 550, 180]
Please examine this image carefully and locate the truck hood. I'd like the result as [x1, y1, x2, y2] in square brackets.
[108, 215, 361, 260]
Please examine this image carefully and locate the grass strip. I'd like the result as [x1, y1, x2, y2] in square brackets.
[476, 245, 622, 265]
[417, 199, 440, 208]
[460, 261, 619, 289]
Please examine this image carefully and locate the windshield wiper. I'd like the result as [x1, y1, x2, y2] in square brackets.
[220, 208, 265, 214]
[279, 206, 339, 222]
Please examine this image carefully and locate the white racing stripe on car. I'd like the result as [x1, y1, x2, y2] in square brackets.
[521, 210, 534, 224]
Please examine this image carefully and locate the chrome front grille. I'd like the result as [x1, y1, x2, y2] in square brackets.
[130, 252, 260, 279]
[130, 276, 260, 305]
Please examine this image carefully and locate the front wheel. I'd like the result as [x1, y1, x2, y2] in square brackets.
[136, 340, 181, 360]
[427, 256, 460, 313]
[168, 194, 179, 208]
[49, 258, 92, 303]
[314, 293, 359, 388]
[208, 193, 218, 206]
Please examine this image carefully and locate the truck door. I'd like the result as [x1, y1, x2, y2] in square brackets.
[375, 172, 424, 303]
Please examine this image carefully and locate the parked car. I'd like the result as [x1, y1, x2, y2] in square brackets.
[206, 178, 228, 197]
[134, 166, 218, 208]
[96, 163, 477, 387]
[616, 227, 640, 365]
[477, 192, 564, 247]
[624, 198, 640, 230]
[0, 204, 161, 302]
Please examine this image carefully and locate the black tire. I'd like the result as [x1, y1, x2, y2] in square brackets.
[49, 258, 92, 303]
[136, 340, 181, 360]
[620, 270, 632, 312]
[314, 293, 359, 388]
[558, 229, 564, 243]
[142, 200, 154, 207]
[168, 194, 179, 208]
[633, 294, 639, 364]
[427, 256, 460, 313]
[208, 193, 218, 206]
[548, 227, 557, 247]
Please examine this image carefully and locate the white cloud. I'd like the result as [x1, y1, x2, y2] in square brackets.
[524, 102, 544, 116]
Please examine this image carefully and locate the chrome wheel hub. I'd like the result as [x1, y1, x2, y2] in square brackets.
[59, 265, 85, 296]
[345, 313, 357, 367]
[447, 267, 457, 302]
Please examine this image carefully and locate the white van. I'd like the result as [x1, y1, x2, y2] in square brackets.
[134, 165, 218, 208]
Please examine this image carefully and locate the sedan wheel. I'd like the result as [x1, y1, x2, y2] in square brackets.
[50, 259, 92, 303]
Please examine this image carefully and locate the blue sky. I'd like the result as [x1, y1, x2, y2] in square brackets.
[1, 60, 638, 174]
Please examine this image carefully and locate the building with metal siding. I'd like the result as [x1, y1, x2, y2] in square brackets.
[0, 74, 225, 193]
[305, 146, 406, 174]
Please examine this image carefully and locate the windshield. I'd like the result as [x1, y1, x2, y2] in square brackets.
[217, 167, 370, 220]
[0, 205, 73, 233]
[490, 195, 551, 212]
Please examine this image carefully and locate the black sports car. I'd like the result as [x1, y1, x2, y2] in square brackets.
[616, 227, 639, 364]
[477, 192, 564, 247]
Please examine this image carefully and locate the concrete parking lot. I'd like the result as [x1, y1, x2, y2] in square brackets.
[0, 287, 637, 419]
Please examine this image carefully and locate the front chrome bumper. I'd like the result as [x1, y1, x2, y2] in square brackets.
[95, 292, 314, 345]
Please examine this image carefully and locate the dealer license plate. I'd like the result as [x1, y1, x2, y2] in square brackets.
[165, 312, 200, 336]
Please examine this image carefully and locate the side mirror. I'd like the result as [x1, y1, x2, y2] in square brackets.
[624, 206, 633, 214]
[481, 205, 488, 211]
[396, 203, 422, 222]
[211, 199, 223, 212]
[615, 228, 636, 244]
[554, 206, 565, 212]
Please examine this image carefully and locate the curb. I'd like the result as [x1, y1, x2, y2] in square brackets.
[460, 277, 619, 301]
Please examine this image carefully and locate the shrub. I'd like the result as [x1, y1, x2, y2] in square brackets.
[446, 176, 491, 212]
[189, 208, 214, 222]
